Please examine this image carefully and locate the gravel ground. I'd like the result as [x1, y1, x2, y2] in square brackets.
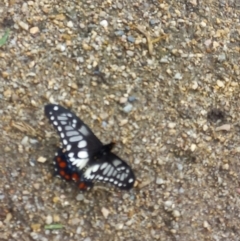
[1, 0, 240, 240]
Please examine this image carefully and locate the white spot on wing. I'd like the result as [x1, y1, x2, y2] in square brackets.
[103, 164, 111, 175]
[112, 159, 122, 166]
[84, 165, 100, 179]
[53, 106, 59, 111]
[68, 152, 74, 158]
[72, 158, 88, 169]
[66, 144, 72, 151]
[63, 139, 68, 145]
[107, 166, 114, 176]
[112, 170, 117, 177]
[120, 174, 125, 181]
[78, 140, 87, 148]
[72, 119, 77, 123]
[69, 136, 83, 142]
[66, 131, 79, 137]
[67, 113, 72, 117]
[79, 125, 89, 136]
[58, 126, 62, 131]
[128, 178, 134, 183]
[50, 116, 54, 120]
[78, 151, 88, 158]
[53, 121, 58, 126]
[100, 162, 108, 170]
[60, 133, 64, 138]
[65, 126, 74, 131]
[57, 116, 68, 121]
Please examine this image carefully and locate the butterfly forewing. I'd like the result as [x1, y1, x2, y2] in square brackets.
[45, 104, 103, 170]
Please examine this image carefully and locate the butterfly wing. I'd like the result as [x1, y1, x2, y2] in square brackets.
[54, 148, 82, 182]
[54, 148, 94, 190]
[45, 104, 103, 170]
[83, 152, 135, 190]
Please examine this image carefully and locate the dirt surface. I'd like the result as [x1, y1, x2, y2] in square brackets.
[0, 0, 240, 240]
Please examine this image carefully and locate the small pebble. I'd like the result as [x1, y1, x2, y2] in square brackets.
[149, 19, 160, 26]
[4, 213, 12, 223]
[29, 158, 36, 167]
[21, 136, 29, 146]
[102, 121, 107, 128]
[126, 50, 134, 57]
[53, 214, 60, 223]
[156, 178, 165, 185]
[119, 97, 128, 104]
[101, 207, 110, 218]
[192, 81, 198, 90]
[123, 103, 133, 113]
[45, 215, 53, 225]
[203, 221, 211, 230]
[218, 53, 226, 62]
[100, 20, 108, 28]
[30, 224, 41, 232]
[215, 124, 231, 131]
[30, 26, 39, 34]
[18, 21, 29, 30]
[190, 144, 197, 152]
[128, 96, 136, 102]
[222, 163, 229, 170]
[115, 30, 124, 36]
[164, 200, 173, 210]
[56, 44, 66, 52]
[217, 80, 224, 88]
[37, 156, 47, 163]
[174, 73, 182, 80]
[76, 194, 84, 201]
[203, 125, 208, 131]
[83, 238, 91, 241]
[67, 21, 74, 28]
[160, 56, 169, 63]
[116, 223, 124, 230]
[168, 122, 176, 129]
[29, 138, 38, 144]
[76, 226, 82, 234]
[127, 35, 135, 43]
[172, 210, 181, 218]
[200, 21, 206, 27]
[33, 183, 40, 190]
[119, 119, 128, 126]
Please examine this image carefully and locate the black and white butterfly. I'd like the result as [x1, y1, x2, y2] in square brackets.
[45, 104, 135, 190]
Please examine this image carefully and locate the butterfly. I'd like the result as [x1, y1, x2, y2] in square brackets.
[45, 104, 135, 190]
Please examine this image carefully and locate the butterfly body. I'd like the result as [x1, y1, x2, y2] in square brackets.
[45, 104, 135, 190]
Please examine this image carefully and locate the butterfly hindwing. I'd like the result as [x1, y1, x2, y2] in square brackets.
[54, 148, 93, 190]
[83, 152, 135, 190]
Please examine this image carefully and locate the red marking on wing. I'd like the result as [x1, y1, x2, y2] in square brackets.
[71, 173, 80, 182]
[78, 182, 88, 190]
